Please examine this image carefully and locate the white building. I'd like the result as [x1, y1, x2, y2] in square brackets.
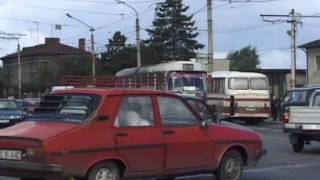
[299, 40, 320, 84]
[196, 53, 230, 72]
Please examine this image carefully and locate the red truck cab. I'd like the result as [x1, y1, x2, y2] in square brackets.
[0, 88, 266, 180]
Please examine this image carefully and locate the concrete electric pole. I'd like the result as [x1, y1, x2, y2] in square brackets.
[116, 0, 141, 67]
[0, 32, 26, 98]
[66, 13, 96, 77]
[261, 9, 320, 89]
[207, 0, 214, 72]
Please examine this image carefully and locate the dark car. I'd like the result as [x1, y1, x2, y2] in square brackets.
[281, 86, 320, 123]
[0, 99, 27, 127]
[23, 98, 41, 115]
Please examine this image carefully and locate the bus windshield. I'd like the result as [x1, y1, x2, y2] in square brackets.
[250, 78, 268, 90]
[171, 73, 205, 92]
[228, 78, 249, 90]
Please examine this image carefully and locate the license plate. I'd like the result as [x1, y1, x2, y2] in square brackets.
[302, 124, 320, 130]
[0, 150, 22, 160]
[0, 120, 10, 123]
[246, 108, 256, 112]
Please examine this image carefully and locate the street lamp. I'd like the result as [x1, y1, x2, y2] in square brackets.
[66, 13, 96, 77]
[116, 0, 141, 67]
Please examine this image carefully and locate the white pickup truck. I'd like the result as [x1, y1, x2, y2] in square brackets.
[284, 90, 320, 152]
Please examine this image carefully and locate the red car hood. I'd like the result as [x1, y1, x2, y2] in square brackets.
[0, 121, 81, 141]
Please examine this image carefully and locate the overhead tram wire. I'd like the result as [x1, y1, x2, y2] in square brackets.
[0, 17, 84, 29]
[220, 0, 283, 3]
[62, 6, 153, 44]
[66, 0, 204, 5]
[24, 5, 125, 17]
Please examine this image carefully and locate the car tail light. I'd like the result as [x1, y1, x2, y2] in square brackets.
[282, 112, 290, 124]
[24, 147, 47, 163]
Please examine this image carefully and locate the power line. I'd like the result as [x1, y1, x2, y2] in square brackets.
[24, 5, 125, 16]
[215, 23, 279, 33]
[66, 0, 205, 5]
[0, 16, 83, 28]
[220, 0, 283, 3]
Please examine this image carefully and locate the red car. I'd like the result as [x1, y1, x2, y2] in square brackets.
[0, 88, 266, 180]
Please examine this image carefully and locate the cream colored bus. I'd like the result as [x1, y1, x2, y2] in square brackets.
[207, 71, 271, 121]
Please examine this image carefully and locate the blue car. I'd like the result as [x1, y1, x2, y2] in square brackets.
[0, 99, 26, 127]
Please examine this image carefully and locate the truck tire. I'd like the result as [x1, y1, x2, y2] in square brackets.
[87, 161, 120, 180]
[215, 150, 243, 180]
[292, 140, 304, 152]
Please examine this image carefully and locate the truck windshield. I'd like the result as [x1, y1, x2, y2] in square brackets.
[290, 91, 307, 103]
[28, 94, 100, 123]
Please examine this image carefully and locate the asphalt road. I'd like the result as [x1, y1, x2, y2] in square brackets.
[177, 120, 320, 180]
[2, 119, 320, 180]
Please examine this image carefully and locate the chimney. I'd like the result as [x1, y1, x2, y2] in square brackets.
[79, 38, 86, 51]
[45, 38, 60, 44]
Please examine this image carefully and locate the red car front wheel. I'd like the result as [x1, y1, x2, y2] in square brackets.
[216, 150, 243, 180]
[87, 162, 120, 180]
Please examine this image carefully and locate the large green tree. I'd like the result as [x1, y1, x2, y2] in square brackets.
[99, 32, 160, 75]
[146, 0, 204, 61]
[104, 31, 127, 61]
[228, 46, 260, 72]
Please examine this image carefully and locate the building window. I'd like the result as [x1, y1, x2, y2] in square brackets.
[316, 56, 320, 70]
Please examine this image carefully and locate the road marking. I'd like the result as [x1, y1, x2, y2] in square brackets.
[263, 137, 288, 142]
[244, 161, 320, 173]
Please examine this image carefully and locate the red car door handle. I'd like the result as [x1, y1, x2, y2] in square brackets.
[162, 130, 175, 135]
[114, 132, 128, 137]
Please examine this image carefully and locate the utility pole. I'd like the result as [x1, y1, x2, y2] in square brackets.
[207, 0, 214, 72]
[289, 9, 297, 89]
[66, 13, 96, 77]
[116, 0, 141, 67]
[0, 32, 26, 98]
[17, 42, 21, 99]
[261, 9, 320, 89]
[90, 29, 96, 77]
[33, 21, 39, 44]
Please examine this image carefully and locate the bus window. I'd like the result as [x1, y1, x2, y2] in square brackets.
[250, 78, 268, 90]
[211, 78, 225, 94]
[228, 78, 249, 90]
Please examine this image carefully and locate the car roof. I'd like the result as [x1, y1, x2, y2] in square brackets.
[0, 99, 17, 101]
[52, 88, 175, 97]
[177, 94, 204, 101]
[290, 86, 320, 91]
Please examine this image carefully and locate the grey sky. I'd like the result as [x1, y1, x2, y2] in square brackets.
[0, 0, 320, 69]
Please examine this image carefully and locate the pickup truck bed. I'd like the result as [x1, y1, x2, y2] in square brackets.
[284, 103, 320, 152]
